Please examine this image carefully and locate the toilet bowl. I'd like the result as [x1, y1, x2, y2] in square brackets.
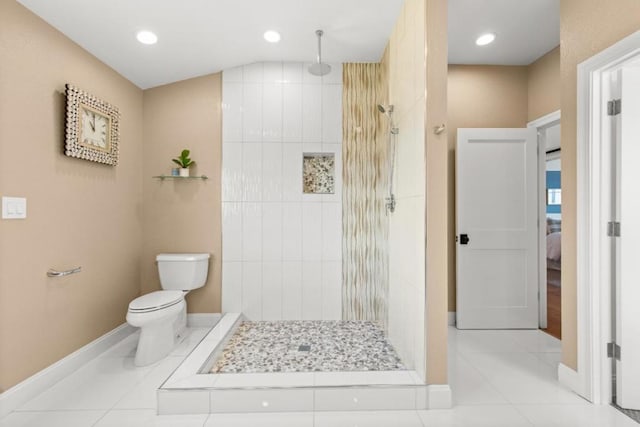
[127, 253, 209, 366]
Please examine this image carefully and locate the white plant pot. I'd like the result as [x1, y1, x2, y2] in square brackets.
[179, 168, 190, 177]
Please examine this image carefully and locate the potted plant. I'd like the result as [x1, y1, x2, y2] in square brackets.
[172, 149, 195, 177]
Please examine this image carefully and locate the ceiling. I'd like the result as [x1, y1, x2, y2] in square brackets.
[448, 0, 559, 65]
[17, 0, 560, 90]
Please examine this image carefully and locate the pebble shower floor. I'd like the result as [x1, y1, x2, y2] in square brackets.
[211, 320, 405, 373]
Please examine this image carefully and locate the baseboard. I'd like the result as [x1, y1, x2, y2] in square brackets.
[448, 312, 456, 326]
[187, 313, 222, 328]
[426, 384, 452, 409]
[558, 362, 583, 397]
[0, 323, 135, 418]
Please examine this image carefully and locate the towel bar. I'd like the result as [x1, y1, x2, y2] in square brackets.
[47, 266, 81, 277]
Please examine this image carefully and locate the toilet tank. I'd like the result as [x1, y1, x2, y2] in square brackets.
[156, 253, 210, 291]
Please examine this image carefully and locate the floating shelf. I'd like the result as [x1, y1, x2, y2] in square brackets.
[153, 175, 209, 181]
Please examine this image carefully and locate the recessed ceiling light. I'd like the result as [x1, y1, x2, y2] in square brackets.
[475, 33, 496, 46]
[263, 30, 281, 43]
[136, 30, 158, 45]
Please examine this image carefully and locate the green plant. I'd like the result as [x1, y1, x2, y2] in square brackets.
[172, 149, 195, 168]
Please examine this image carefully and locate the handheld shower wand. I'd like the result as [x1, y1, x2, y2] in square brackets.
[378, 104, 398, 214]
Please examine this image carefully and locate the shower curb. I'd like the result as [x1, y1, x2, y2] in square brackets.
[158, 313, 435, 414]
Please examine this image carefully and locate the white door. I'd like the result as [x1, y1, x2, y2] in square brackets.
[456, 128, 539, 329]
[616, 64, 640, 410]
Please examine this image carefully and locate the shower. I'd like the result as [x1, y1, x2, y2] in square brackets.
[308, 30, 332, 76]
[378, 104, 398, 213]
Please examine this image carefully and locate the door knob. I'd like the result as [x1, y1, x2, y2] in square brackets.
[460, 234, 470, 245]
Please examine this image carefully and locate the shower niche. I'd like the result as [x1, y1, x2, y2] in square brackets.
[303, 152, 335, 194]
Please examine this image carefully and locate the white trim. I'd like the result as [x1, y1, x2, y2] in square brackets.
[0, 323, 135, 418]
[528, 109, 561, 330]
[448, 312, 456, 326]
[558, 363, 584, 396]
[426, 384, 452, 409]
[528, 110, 561, 130]
[187, 313, 222, 328]
[576, 30, 640, 405]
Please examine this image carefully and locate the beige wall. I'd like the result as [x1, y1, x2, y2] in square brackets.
[425, 0, 449, 385]
[0, 1, 143, 391]
[446, 65, 529, 311]
[446, 53, 561, 314]
[559, 0, 640, 370]
[142, 75, 222, 313]
[528, 47, 561, 121]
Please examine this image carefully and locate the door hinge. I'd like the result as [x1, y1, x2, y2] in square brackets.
[608, 342, 621, 360]
[608, 99, 621, 116]
[607, 221, 621, 237]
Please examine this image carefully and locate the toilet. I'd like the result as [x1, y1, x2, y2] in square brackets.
[127, 253, 210, 366]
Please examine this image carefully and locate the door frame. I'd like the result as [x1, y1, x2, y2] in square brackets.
[527, 110, 561, 330]
[569, 30, 640, 405]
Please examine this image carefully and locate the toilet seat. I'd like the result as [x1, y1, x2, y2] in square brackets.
[128, 290, 184, 313]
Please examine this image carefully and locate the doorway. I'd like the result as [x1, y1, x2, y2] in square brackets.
[572, 30, 640, 410]
[531, 117, 562, 340]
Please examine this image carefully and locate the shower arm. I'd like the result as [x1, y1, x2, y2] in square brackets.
[315, 30, 323, 65]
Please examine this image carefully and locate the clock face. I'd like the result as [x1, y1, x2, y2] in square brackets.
[80, 105, 110, 150]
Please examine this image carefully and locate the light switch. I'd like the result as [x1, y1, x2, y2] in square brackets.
[2, 197, 27, 219]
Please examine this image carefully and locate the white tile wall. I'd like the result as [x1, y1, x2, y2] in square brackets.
[221, 144, 243, 201]
[282, 261, 303, 319]
[263, 62, 283, 84]
[322, 85, 343, 143]
[282, 202, 302, 260]
[221, 203, 242, 261]
[262, 143, 283, 201]
[242, 143, 262, 201]
[302, 84, 322, 143]
[283, 85, 303, 143]
[241, 203, 262, 261]
[222, 83, 243, 143]
[301, 261, 323, 320]
[302, 203, 322, 261]
[282, 144, 303, 201]
[321, 203, 342, 261]
[242, 262, 262, 320]
[262, 203, 283, 261]
[386, 3, 428, 377]
[242, 84, 263, 142]
[221, 262, 242, 313]
[262, 262, 283, 320]
[222, 62, 343, 320]
[263, 84, 283, 140]
[321, 261, 342, 320]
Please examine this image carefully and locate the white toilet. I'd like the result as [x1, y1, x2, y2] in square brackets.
[127, 253, 210, 366]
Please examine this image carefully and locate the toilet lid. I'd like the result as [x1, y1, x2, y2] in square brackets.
[128, 290, 184, 312]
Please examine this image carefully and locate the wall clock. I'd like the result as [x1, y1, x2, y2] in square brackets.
[64, 84, 120, 165]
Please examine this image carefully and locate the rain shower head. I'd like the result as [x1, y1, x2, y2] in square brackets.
[309, 62, 332, 76]
[308, 30, 332, 76]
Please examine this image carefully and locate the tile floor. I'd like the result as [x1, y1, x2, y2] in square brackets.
[1, 326, 637, 426]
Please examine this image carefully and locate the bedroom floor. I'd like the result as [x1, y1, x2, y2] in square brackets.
[542, 282, 561, 340]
